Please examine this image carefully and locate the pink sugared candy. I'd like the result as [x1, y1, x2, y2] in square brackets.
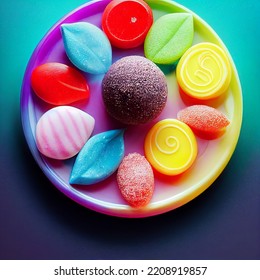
[117, 153, 154, 208]
[36, 106, 95, 160]
[177, 105, 230, 138]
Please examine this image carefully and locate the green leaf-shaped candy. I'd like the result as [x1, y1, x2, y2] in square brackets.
[70, 129, 125, 185]
[144, 13, 194, 64]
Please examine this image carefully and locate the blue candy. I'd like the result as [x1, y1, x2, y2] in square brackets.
[70, 129, 125, 185]
[61, 22, 112, 74]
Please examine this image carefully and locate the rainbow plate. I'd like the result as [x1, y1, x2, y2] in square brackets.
[21, 0, 242, 218]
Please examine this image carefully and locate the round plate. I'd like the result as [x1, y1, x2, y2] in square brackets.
[21, 0, 242, 218]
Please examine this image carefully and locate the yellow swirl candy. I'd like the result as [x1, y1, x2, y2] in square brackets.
[176, 42, 231, 100]
[144, 119, 197, 175]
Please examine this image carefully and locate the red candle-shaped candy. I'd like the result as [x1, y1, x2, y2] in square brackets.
[102, 0, 153, 49]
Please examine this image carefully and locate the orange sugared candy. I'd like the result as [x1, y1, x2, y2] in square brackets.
[177, 105, 230, 138]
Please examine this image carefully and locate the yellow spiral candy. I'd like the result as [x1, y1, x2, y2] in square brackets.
[176, 42, 231, 100]
[144, 119, 197, 175]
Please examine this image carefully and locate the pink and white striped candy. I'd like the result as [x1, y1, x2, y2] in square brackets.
[36, 106, 95, 160]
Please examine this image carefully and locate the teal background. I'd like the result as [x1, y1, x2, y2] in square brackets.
[0, 0, 259, 259]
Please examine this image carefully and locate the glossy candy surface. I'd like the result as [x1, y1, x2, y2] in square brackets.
[102, 0, 153, 49]
[61, 22, 112, 74]
[36, 106, 95, 160]
[176, 42, 232, 100]
[117, 153, 154, 207]
[70, 129, 125, 185]
[144, 119, 197, 176]
[31, 62, 89, 105]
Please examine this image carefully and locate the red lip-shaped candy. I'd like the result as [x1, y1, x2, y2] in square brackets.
[31, 62, 89, 105]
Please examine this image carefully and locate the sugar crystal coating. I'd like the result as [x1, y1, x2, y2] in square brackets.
[177, 105, 230, 134]
[117, 153, 154, 207]
[102, 55, 168, 125]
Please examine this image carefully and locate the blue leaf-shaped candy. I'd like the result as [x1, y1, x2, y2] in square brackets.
[70, 129, 125, 185]
[61, 22, 112, 74]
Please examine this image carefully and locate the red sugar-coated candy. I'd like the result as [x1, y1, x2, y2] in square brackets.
[102, 0, 153, 49]
[117, 153, 154, 208]
[31, 62, 89, 105]
[177, 105, 230, 138]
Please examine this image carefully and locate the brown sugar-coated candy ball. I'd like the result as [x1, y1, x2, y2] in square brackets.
[102, 56, 168, 125]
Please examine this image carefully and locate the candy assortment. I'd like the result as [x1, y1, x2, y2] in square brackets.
[25, 0, 238, 212]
